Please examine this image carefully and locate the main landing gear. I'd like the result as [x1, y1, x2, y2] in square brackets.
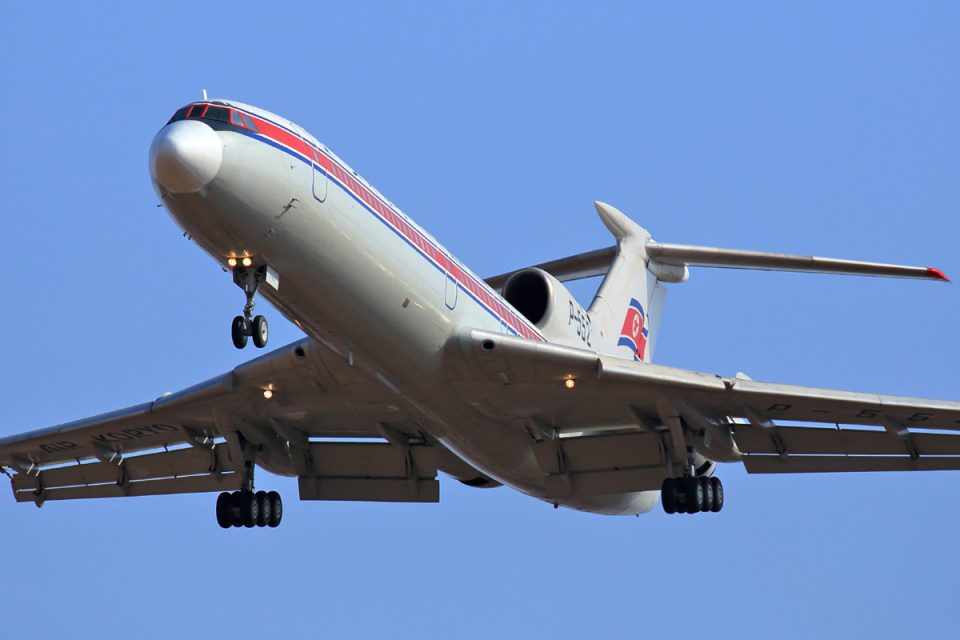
[661, 476, 724, 514]
[216, 490, 283, 528]
[215, 436, 283, 528]
[230, 264, 269, 349]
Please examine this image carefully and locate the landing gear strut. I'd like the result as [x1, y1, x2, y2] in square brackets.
[230, 264, 269, 349]
[661, 476, 724, 514]
[214, 432, 283, 528]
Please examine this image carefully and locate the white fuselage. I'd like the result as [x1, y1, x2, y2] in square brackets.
[149, 100, 658, 515]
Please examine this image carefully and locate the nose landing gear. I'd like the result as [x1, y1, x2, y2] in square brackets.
[231, 315, 268, 349]
[230, 264, 269, 349]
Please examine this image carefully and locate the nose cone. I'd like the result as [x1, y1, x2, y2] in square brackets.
[149, 120, 223, 193]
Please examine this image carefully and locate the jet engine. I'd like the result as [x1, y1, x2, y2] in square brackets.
[502, 268, 593, 348]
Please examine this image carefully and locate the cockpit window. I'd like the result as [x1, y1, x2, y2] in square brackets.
[228, 109, 259, 132]
[241, 113, 258, 132]
[204, 106, 230, 122]
[165, 103, 258, 132]
[166, 106, 189, 124]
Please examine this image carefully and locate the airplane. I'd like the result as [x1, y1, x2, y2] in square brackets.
[1, 97, 956, 529]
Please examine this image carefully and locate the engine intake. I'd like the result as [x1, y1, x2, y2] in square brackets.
[503, 269, 551, 325]
[502, 268, 592, 348]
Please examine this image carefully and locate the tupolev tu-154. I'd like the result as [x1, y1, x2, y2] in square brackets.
[1, 98, 955, 528]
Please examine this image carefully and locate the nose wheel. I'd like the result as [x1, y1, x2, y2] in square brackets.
[230, 264, 270, 349]
[231, 314, 268, 349]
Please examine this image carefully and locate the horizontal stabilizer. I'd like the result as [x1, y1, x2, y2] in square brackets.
[485, 246, 616, 290]
[485, 241, 948, 289]
[646, 242, 949, 281]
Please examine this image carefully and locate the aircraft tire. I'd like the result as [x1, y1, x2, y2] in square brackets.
[252, 315, 268, 348]
[230, 491, 244, 527]
[231, 316, 248, 349]
[255, 490, 270, 527]
[710, 477, 724, 512]
[684, 477, 703, 514]
[661, 478, 677, 514]
[699, 476, 714, 513]
[242, 491, 258, 527]
[216, 492, 231, 528]
[267, 491, 283, 527]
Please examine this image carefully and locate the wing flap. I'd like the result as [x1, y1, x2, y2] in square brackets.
[14, 474, 242, 502]
[304, 442, 437, 478]
[732, 425, 960, 456]
[297, 442, 440, 503]
[534, 432, 667, 498]
[11, 444, 238, 502]
[549, 432, 663, 472]
[298, 478, 439, 503]
[743, 456, 960, 474]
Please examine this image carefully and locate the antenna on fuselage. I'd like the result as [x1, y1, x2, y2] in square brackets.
[202, 88, 208, 101]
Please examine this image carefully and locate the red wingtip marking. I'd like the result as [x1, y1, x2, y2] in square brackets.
[927, 267, 950, 282]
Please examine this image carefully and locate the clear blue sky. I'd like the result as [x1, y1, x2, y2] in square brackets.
[2, 2, 958, 637]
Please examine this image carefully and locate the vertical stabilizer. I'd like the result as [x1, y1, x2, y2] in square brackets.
[588, 202, 666, 363]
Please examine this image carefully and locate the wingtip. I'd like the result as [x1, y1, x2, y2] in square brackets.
[927, 267, 950, 282]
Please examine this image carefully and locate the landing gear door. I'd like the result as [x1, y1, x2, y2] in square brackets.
[312, 150, 328, 202]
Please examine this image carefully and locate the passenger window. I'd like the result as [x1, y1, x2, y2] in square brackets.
[204, 106, 230, 122]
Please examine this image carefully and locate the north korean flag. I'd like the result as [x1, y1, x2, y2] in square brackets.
[616, 298, 648, 361]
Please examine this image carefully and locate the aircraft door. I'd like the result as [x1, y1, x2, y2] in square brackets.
[444, 271, 458, 310]
[312, 150, 328, 202]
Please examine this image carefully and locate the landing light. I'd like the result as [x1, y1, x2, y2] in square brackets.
[263, 389, 274, 400]
[227, 257, 238, 268]
[563, 377, 576, 390]
[241, 257, 254, 268]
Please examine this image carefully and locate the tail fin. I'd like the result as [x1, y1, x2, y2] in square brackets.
[588, 202, 667, 363]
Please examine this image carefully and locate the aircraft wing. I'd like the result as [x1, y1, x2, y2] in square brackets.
[454, 330, 960, 485]
[0, 339, 464, 506]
